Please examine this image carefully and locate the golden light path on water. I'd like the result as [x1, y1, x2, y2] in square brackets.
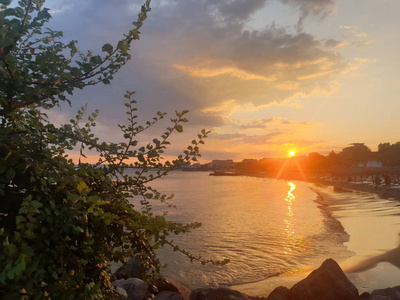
[285, 182, 296, 217]
[130, 171, 353, 290]
[284, 182, 296, 255]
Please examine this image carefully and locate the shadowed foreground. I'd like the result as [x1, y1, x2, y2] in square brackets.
[112, 258, 400, 299]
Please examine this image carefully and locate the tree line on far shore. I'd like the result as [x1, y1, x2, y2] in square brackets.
[201, 142, 400, 177]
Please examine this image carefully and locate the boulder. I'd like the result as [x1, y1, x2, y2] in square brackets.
[369, 286, 400, 299]
[115, 258, 144, 279]
[113, 278, 148, 300]
[359, 292, 371, 299]
[190, 287, 250, 300]
[114, 286, 128, 300]
[155, 291, 185, 300]
[154, 277, 179, 293]
[267, 286, 289, 300]
[288, 259, 359, 300]
[154, 279, 191, 300]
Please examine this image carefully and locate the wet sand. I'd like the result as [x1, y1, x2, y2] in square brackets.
[308, 182, 400, 294]
[233, 180, 400, 297]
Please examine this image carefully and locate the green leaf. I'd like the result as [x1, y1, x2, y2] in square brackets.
[5, 244, 18, 256]
[102, 43, 113, 54]
[30, 201, 43, 209]
[15, 216, 26, 224]
[21, 245, 34, 256]
[137, 153, 145, 163]
[154, 216, 166, 227]
[68, 194, 80, 202]
[117, 40, 129, 54]
[14, 259, 26, 277]
[90, 55, 102, 65]
[175, 125, 183, 133]
[77, 181, 89, 193]
[7, 269, 15, 280]
[130, 28, 140, 40]
[0, 0, 12, 5]
[6, 168, 16, 180]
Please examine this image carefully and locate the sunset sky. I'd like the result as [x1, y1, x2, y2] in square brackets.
[46, 0, 400, 163]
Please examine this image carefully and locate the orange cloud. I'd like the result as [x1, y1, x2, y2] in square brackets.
[173, 64, 277, 82]
[274, 81, 300, 90]
[201, 99, 240, 116]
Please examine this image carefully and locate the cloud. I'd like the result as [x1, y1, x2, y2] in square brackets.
[44, 0, 357, 161]
[173, 65, 277, 82]
[207, 116, 320, 152]
[344, 57, 376, 74]
[200, 99, 240, 118]
[281, 0, 336, 17]
[281, 0, 337, 28]
[208, 0, 267, 22]
[336, 25, 373, 48]
[210, 133, 244, 141]
[208, 130, 324, 155]
[164, 21, 349, 113]
[210, 131, 285, 145]
[233, 118, 318, 130]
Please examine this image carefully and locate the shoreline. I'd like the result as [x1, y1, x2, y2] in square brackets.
[306, 177, 400, 201]
[307, 180, 400, 293]
[231, 176, 400, 297]
[302, 179, 400, 293]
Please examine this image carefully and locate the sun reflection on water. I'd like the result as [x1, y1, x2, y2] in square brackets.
[285, 182, 296, 217]
[282, 182, 310, 256]
[284, 182, 296, 255]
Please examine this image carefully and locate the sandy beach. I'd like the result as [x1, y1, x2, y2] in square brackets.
[312, 182, 400, 292]
[233, 179, 400, 297]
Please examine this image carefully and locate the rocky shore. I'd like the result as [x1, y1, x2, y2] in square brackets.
[112, 258, 400, 300]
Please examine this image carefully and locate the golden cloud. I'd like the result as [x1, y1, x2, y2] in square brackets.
[274, 81, 300, 90]
[201, 99, 240, 116]
[173, 64, 277, 82]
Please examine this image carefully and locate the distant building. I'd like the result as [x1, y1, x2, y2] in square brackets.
[241, 159, 258, 164]
[208, 159, 235, 170]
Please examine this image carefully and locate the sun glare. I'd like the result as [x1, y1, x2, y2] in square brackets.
[289, 150, 295, 157]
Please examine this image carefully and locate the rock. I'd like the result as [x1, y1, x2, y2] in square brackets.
[369, 286, 400, 299]
[154, 277, 179, 293]
[115, 258, 144, 279]
[113, 278, 148, 300]
[190, 287, 250, 300]
[155, 291, 184, 300]
[288, 259, 359, 300]
[157, 279, 191, 300]
[267, 286, 289, 300]
[359, 292, 371, 299]
[114, 286, 128, 300]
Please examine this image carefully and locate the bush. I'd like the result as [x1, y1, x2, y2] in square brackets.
[0, 1, 217, 298]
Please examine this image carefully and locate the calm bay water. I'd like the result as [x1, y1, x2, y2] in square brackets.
[128, 171, 352, 288]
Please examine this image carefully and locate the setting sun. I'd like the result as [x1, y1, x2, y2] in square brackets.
[289, 150, 296, 157]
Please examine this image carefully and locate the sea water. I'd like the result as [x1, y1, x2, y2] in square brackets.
[128, 171, 353, 288]
[309, 184, 400, 293]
